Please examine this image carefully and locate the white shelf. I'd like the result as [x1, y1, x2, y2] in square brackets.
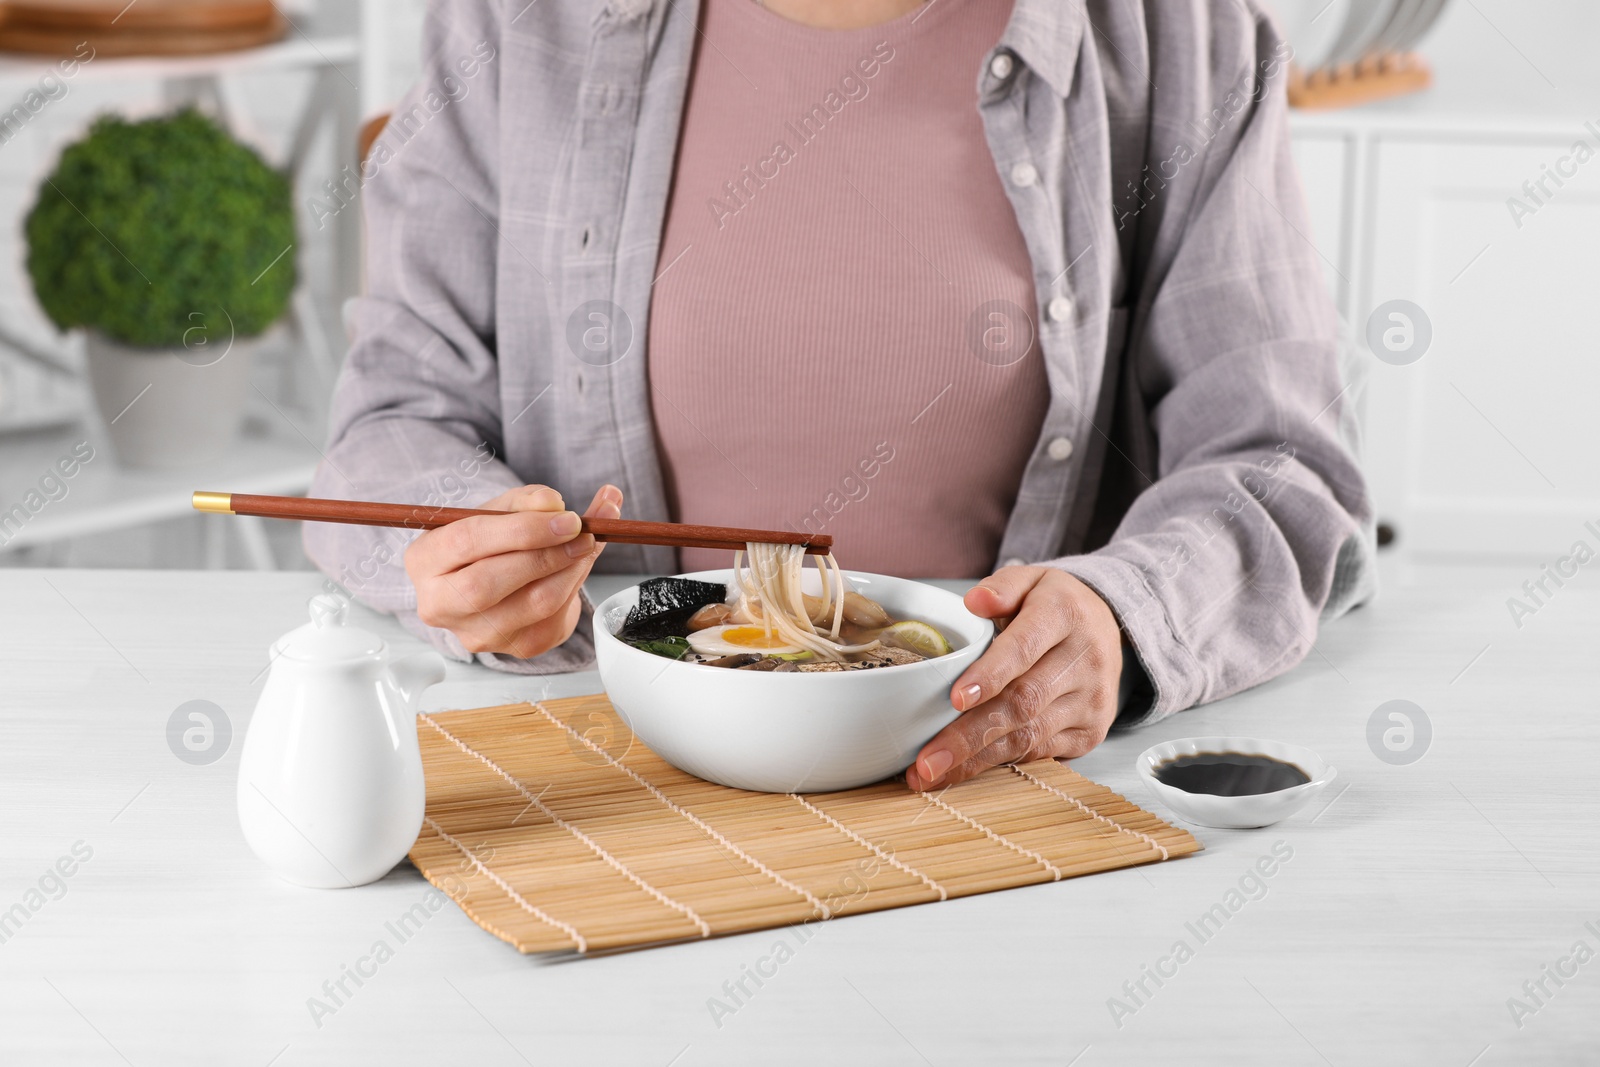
[0, 33, 359, 87]
[1291, 98, 1600, 138]
[0, 421, 317, 550]
[1286, 0, 1600, 135]
[0, 2, 361, 568]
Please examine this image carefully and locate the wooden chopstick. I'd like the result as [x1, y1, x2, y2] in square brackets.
[191, 492, 833, 555]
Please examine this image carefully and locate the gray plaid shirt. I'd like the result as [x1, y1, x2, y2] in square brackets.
[305, 0, 1377, 725]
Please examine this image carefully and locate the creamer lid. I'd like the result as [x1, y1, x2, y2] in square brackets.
[272, 593, 385, 663]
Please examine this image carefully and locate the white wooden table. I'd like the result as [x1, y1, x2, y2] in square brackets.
[0, 562, 1593, 1065]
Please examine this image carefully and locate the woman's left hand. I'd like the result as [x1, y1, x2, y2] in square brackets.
[906, 566, 1124, 791]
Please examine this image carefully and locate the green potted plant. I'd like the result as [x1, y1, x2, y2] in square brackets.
[25, 108, 296, 468]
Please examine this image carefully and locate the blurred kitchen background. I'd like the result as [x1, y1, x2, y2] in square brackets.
[0, 0, 1596, 573]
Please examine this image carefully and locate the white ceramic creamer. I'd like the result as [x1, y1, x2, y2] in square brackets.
[238, 594, 446, 888]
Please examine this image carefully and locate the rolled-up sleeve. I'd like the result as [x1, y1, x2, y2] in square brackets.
[1050, 9, 1376, 723]
[302, 1, 594, 674]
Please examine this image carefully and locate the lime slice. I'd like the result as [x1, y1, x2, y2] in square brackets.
[878, 621, 951, 658]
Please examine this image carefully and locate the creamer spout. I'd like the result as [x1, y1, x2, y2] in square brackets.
[388, 650, 447, 709]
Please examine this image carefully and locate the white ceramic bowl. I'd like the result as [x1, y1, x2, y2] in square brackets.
[1136, 736, 1336, 829]
[1270, 0, 1352, 70]
[594, 570, 993, 793]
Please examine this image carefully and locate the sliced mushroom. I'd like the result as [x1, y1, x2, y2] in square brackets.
[704, 653, 760, 669]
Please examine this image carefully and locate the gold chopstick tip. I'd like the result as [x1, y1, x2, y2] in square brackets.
[192, 491, 235, 515]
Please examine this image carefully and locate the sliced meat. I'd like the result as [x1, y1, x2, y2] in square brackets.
[688, 602, 735, 631]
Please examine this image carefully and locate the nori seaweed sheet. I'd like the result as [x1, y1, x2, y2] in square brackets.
[616, 577, 729, 642]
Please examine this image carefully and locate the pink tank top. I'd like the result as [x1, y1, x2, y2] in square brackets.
[647, 0, 1046, 578]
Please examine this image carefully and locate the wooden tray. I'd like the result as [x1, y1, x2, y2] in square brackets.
[409, 697, 1201, 954]
[0, 2, 285, 56]
[1288, 53, 1434, 110]
[0, 0, 277, 31]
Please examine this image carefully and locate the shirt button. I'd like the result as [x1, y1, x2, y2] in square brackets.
[1047, 436, 1075, 461]
[1047, 295, 1074, 323]
[1010, 162, 1038, 188]
[1002, 557, 1027, 569]
[989, 52, 1014, 81]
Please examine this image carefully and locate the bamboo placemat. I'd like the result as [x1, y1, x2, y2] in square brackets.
[409, 697, 1201, 954]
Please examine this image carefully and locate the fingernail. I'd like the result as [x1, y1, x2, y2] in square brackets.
[549, 511, 581, 537]
[920, 749, 953, 783]
[564, 534, 595, 558]
[956, 683, 982, 710]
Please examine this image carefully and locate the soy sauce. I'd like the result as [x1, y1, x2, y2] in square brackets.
[1154, 752, 1310, 796]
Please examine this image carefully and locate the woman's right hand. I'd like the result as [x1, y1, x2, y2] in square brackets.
[406, 483, 622, 659]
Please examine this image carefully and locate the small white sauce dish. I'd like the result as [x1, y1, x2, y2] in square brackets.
[1136, 736, 1337, 829]
[594, 569, 993, 793]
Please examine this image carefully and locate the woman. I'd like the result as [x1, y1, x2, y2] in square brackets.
[306, 0, 1375, 791]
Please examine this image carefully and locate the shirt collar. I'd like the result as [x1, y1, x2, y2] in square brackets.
[998, 0, 1087, 98]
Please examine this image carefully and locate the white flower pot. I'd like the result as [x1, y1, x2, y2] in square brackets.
[84, 331, 256, 469]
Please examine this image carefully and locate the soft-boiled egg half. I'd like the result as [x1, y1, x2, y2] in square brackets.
[686, 624, 804, 657]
